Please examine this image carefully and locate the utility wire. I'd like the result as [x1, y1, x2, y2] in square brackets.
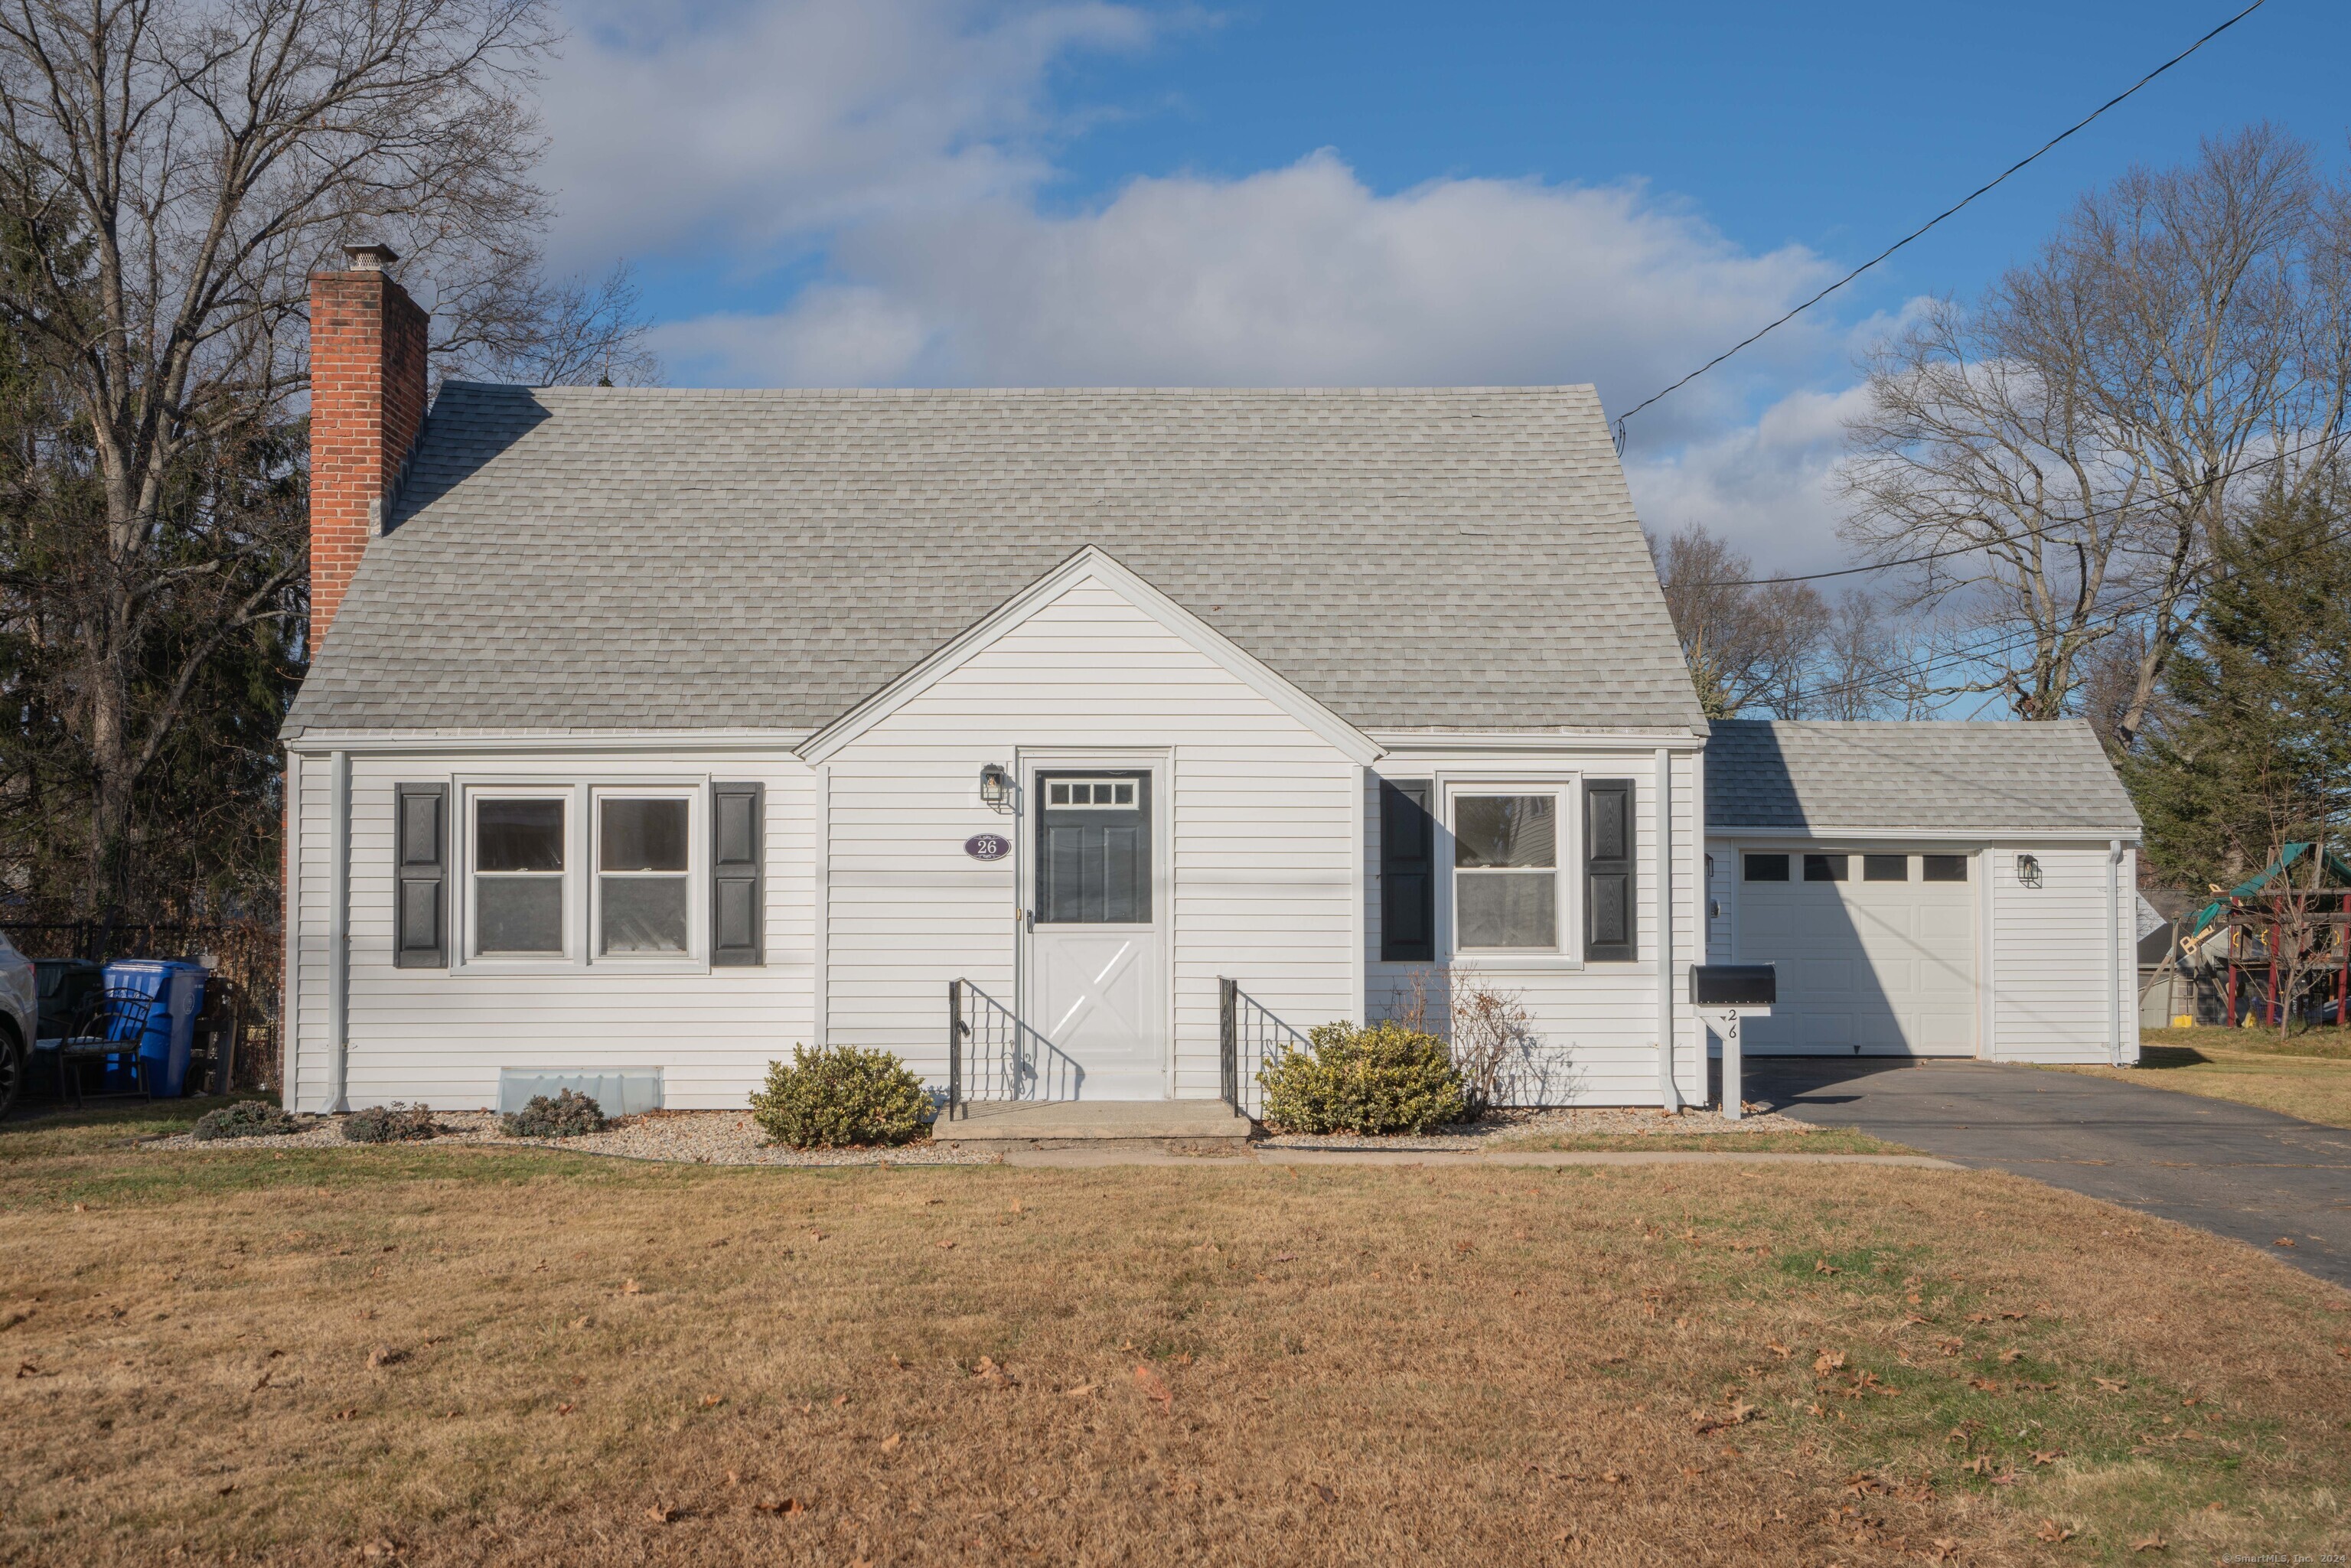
[1704, 430, 2340, 589]
[1785, 494, 2351, 709]
[1610, 0, 2271, 452]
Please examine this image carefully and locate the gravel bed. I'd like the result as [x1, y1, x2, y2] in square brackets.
[148, 1109, 997, 1166]
[1257, 1103, 1816, 1150]
[148, 1103, 1817, 1165]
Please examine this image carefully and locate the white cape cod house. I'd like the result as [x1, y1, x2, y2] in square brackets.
[279, 251, 2141, 1117]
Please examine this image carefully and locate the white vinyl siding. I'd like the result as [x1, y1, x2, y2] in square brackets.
[1991, 843, 2140, 1064]
[1366, 750, 1705, 1107]
[286, 749, 814, 1112]
[823, 578, 1358, 1098]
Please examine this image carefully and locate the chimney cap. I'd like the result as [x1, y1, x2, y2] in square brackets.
[342, 242, 400, 270]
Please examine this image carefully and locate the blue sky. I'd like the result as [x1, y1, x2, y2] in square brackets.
[534, 0, 2349, 569]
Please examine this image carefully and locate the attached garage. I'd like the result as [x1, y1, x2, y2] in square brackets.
[1704, 720, 2142, 1066]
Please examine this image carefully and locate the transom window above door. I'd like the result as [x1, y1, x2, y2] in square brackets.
[1047, 779, 1136, 808]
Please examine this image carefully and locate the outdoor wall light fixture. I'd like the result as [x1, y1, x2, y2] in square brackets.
[2016, 853, 2043, 888]
[979, 763, 1012, 811]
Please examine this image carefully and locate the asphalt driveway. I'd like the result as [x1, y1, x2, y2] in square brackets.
[1746, 1058, 2351, 1289]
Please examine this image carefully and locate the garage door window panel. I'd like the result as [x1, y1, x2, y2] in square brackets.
[1455, 794, 1560, 951]
[1863, 854, 1909, 882]
[1744, 853, 1789, 882]
[1922, 855, 1970, 882]
[1804, 853, 1849, 882]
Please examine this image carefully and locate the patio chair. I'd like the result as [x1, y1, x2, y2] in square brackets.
[47, 987, 158, 1108]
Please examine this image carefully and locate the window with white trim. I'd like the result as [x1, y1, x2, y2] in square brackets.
[1453, 793, 1561, 950]
[473, 796, 566, 957]
[597, 793, 693, 956]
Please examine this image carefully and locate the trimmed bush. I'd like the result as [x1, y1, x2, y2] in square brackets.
[192, 1100, 299, 1141]
[501, 1089, 608, 1139]
[1257, 1021, 1469, 1136]
[750, 1045, 934, 1149]
[341, 1103, 439, 1143]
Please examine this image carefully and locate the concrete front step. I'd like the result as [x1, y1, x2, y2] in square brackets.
[940, 1099, 1254, 1149]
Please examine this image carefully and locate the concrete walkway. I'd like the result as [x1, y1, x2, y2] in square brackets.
[1748, 1057, 2351, 1289]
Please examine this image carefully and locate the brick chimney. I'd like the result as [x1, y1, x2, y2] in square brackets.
[308, 243, 429, 649]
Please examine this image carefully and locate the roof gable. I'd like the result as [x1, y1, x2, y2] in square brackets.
[282, 384, 1705, 738]
[801, 546, 1383, 765]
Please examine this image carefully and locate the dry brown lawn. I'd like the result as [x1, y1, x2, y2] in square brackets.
[2050, 1026, 2351, 1128]
[2, 1108, 2347, 1566]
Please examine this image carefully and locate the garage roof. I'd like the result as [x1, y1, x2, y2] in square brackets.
[1705, 719, 2141, 836]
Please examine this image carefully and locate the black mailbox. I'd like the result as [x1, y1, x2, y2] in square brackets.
[1691, 963, 1775, 1008]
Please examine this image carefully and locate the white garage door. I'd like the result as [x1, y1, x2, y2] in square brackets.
[1735, 849, 1977, 1056]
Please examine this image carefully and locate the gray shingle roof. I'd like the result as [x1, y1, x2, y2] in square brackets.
[283, 384, 1705, 737]
[1705, 719, 2141, 836]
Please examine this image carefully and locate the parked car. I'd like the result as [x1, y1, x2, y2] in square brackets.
[0, 931, 34, 1120]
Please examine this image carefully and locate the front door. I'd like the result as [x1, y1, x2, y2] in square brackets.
[1026, 769, 1165, 1098]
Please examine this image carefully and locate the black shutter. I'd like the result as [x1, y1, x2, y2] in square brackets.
[393, 784, 447, 968]
[1380, 779, 1436, 963]
[1584, 779, 1635, 963]
[711, 782, 763, 967]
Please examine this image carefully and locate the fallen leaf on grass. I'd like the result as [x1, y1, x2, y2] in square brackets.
[1997, 1349, 2023, 1364]
[880, 1433, 902, 1452]
[1966, 1312, 1994, 1324]
[832, 1392, 852, 1407]
[2031, 1449, 2066, 1466]
[699, 1395, 724, 1408]
[1813, 1258, 1840, 1275]
[620, 1280, 642, 1296]
[645, 1504, 675, 1524]
[1987, 1471, 2021, 1486]
[2274, 1237, 2297, 1248]
[1273, 1252, 1296, 1263]
[1311, 1483, 1335, 1503]
[366, 1345, 407, 1370]
[726, 1469, 740, 1487]
[1812, 1349, 1845, 1374]
[1930, 1539, 1961, 1562]
[754, 1498, 807, 1516]
[1960, 1456, 1991, 1475]
[2131, 1533, 2167, 1552]
[1133, 1364, 1172, 1413]
[1967, 1378, 2000, 1392]
[556, 1403, 574, 1416]
[2094, 1377, 2128, 1393]
[216, 1482, 239, 1496]
[972, 1358, 1016, 1389]
[2036, 1520, 2075, 1544]
[935, 1240, 956, 1250]
[1600, 1470, 1625, 1485]
[1766, 1341, 1792, 1359]
[570, 1315, 592, 1331]
[1062, 1383, 1097, 1399]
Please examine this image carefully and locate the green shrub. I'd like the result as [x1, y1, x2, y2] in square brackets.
[750, 1045, 934, 1149]
[191, 1100, 299, 1141]
[501, 1088, 608, 1139]
[1257, 1021, 1469, 1136]
[341, 1103, 439, 1143]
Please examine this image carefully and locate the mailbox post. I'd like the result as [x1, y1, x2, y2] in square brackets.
[1690, 964, 1775, 1121]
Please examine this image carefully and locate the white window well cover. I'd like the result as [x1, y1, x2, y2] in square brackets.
[1456, 794, 1557, 949]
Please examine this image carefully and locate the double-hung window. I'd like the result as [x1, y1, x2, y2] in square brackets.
[597, 793, 693, 956]
[1453, 793, 1561, 951]
[473, 797, 567, 957]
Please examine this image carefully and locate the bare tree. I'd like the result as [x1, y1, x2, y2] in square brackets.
[1648, 524, 1831, 718]
[0, 0, 648, 912]
[1841, 127, 2351, 742]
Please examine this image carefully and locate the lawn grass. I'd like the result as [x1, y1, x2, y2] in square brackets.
[1486, 1126, 1910, 1155]
[2, 1130, 2347, 1564]
[2046, 1027, 2351, 1128]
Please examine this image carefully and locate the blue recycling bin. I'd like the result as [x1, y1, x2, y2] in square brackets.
[99, 960, 207, 1097]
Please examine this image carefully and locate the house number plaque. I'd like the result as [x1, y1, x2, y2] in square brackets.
[964, 833, 1011, 862]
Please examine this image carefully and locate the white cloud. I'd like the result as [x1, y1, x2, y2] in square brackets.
[540, 0, 1157, 265]
[1623, 383, 1877, 574]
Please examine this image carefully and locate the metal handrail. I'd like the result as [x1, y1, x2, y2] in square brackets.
[947, 979, 1084, 1110]
[1218, 978, 1309, 1120]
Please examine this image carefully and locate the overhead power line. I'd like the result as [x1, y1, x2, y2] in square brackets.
[1610, 0, 2271, 452]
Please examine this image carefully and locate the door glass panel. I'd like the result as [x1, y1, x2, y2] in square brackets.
[1037, 772, 1150, 923]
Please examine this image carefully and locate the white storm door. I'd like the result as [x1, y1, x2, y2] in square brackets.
[1026, 769, 1166, 1099]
